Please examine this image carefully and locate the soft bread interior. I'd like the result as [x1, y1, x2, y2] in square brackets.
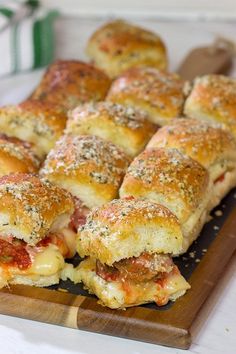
[68, 119, 142, 157]
[0, 212, 72, 246]
[75, 257, 190, 309]
[77, 221, 183, 266]
[47, 177, 110, 209]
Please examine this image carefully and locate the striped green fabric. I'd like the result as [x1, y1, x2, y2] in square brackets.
[0, 1, 58, 77]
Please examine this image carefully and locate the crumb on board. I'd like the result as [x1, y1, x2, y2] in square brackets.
[58, 288, 68, 293]
[195, 258, 201, 263]
[215, 210, 223, 217]
[213, 225, 220, 230]
[189, 251, 196, 258]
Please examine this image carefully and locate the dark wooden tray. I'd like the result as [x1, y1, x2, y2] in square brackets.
[0, 189, 235, 349]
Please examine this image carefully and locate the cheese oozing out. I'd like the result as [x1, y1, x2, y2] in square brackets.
[75, 257, 190, 309]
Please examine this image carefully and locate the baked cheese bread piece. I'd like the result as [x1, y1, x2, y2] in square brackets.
[40, 134, 130, 210]
[0, 100, 67, 159]
[76, 198, 190, 309]
[120, 148, 211, 253]
[31, 60, 111, 111]
[0, 174, 76, 288]
[65, 102, 157, 157]
[147, 118, 236, 208]
[0, 134, 39, 176]
[106, 67, 185, 125]
[184, 74, 236, 138]
[86, 20, 167, 78]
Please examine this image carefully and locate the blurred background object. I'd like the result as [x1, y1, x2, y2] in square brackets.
[0, 0, 58, 77]
[41, 0, 236, 20]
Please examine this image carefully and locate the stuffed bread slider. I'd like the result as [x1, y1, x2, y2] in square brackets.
[0, 174, 76, 289]
[0, 134, 39, 176]
[0, 100, 67, 159]
[65, 102, 157, 157]
[120, 148, 211, 253]
[184, 74, 236, 138]
[31, 60, 111, 111]
[77, 198, 190, 309]
[86, 20, 167, 78]
[146, 118, 236, 208]
[40, 135, 130, 231]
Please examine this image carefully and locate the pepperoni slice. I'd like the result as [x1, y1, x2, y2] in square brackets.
[69, 197, 90, 231]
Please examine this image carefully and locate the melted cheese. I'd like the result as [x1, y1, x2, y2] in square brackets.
[0, 244, 65, 288]
[76, 257, 190, 309]
[28, 245, 65, 276]
[61, 228, 77, 258]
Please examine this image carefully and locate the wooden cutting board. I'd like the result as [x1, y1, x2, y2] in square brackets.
[0, 190, 235, 349]
[0, 43, 235, 350]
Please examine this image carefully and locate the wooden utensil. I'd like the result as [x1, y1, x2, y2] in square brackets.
[177, 38, 235, 80]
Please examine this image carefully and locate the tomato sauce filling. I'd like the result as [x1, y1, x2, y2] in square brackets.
[214, 173, 225, 184]
[0, 231, 70, 271]
[69, 197, 90, 232]
[0, 238, 31, 270]
[96, 253, 178, 306]
[96, 252, 174, 283]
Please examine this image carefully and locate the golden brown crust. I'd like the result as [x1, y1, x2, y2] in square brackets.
[31, 60, 111, 111]
[106, 67, 185, 125]
[66, 102, 157, 157]
[0, 174, 74, 245]
[146, 118, 236, 173]
[184, 75, 236, 137]
[0, 134, 40, 176]
[77, 198, 183, 265]
[119, 148, 209, 224]
[0, 100, 67, 159]
[86, 20, 167, 78]
[40, 135, 130, 208]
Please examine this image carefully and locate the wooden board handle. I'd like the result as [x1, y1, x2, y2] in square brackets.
[177, 38, 235, 80]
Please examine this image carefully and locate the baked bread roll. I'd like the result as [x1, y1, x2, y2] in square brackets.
[184, 75, 236, 138]
[86, 19, 167, 78]
[0, 134, 40, 176]
[31, 60, 111, 111]
[106, 67, 185, 125]
[0, 100, 67, 159]
[0, 173, 76, 288]
[119, 148, 211, 253]
[76, 198, 190, 309]
[40, 135, 130, 209]
[65, 102, 157, 157]
[146, 118, 236, 206]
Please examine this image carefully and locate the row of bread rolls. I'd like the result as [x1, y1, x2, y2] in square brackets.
[0, 20, 235, 309]
[75, 118, 236, 309]
[0, 19, 235, 169]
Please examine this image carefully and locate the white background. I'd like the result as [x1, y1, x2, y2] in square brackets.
[41, 0, 236, 19]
